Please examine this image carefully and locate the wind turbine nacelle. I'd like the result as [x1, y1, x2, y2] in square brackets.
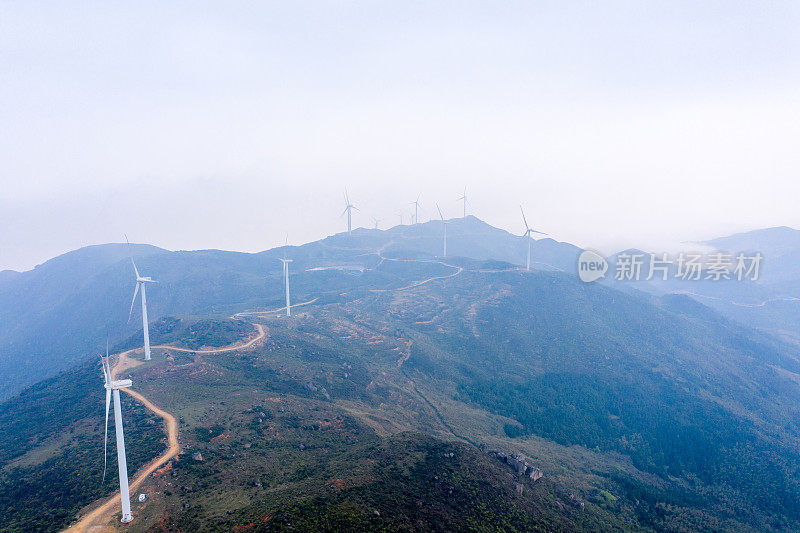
[110, 379, 133, 389]
[137, 277, 156, 283]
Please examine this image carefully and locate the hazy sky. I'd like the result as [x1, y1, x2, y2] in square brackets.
[2, 1, 800, 271]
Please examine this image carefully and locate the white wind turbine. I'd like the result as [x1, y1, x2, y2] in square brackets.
[396, 212, 404, 225]
[101, 343, 134, 523]
[436, 203, 449, 257]
[520, 206, 548, 271]
[372, 216, 381, 229]
[278, 239, 292, 317]
[411, 195, 422, 224]
[341, 190, 357, 235]
[126, 237, 157, 361]
[457, 187, 467, 218]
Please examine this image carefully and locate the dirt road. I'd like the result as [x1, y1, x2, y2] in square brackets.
[63, 323, 265, 532]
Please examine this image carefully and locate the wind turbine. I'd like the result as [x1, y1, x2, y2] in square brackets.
[101, 343, 133, 523]
[396, 213, 404, 225]
[278, 238, 292, 317]
[411, 195, 421, 224]
[457, 187, 467, 218]
[126, 237, 157, 361]
[341, 190, 357, 235]
[372, 216, 381, 229]
[436, 203, 449, 257]
[520, 206, 548, 271]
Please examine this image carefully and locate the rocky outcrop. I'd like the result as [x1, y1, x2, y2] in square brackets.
[491, 451, 543, 482]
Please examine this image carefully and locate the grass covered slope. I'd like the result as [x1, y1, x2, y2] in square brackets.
[354, 269, 800, 530]
[97, 317, 634, 532]
[0, 358, 163, 532]
[5, 259, 800, 531]
[0, 217, 579, 399]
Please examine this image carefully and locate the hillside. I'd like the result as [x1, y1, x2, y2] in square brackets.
[4, 256, 800, 531]
[0, 217, 579, 399]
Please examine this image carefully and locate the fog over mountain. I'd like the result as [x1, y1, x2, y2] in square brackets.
[3, 2, 800, 272]
[4, 3, 800, 532]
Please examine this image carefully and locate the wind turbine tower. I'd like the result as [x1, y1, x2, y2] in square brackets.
[279, 238, 293, 317]
[126, 238, 157, 361]
[279, 258, 292, 316]
[411, 195, 421, 224]
[342, 190, 357, 235]
[458, 187, 467, 218]
[101, 348, 133, 523]
[436, 203, 449, 257]
[372, 216, 381, 229]
[520, 206, 547, 271]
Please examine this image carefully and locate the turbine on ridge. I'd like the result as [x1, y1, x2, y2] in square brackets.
[341, 190, 357, 235]
[436, 203, 449, 257]
[411, 195, 422, 224]
[279, 238, 292, 317]
[520, 206, 548, 271]
[126, 236, 157, 361]
[457, 187, 467, 218]
[101, 341, 133, 523]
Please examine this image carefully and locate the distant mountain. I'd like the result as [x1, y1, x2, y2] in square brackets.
[0, 270, 21, 286]
[0, 243, 167, 397]
[600, 226, 800, 342]
[375, 215, 581, 273]
[0, 217, 580, 398]
[704, 225, 800, 257]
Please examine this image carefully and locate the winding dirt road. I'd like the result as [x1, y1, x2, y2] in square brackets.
[64, 324, 265, 532]
[65, 252, 503, 531]
[234, 299, 319, 318]
[369, 259, 464, 293]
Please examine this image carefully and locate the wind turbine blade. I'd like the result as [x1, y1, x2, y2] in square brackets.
[124, 234, 140, 278]
[532, 229, 548, 236]
[101, 354, 109, 383]
[436, 203, 444, 220]
[519, 205, 529, 230]
[103, 385, 111, 482]
[128, 283, 140, 322]
[341, 207, 349, 217]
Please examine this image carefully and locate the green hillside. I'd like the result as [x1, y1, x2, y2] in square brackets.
[0, 217, 581, 399]
[4, 258, 800, 531]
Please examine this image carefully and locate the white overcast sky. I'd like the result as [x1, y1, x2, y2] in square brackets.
[2, 1, 800, 271]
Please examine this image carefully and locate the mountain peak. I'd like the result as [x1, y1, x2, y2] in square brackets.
[703, 226, 800, 255]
